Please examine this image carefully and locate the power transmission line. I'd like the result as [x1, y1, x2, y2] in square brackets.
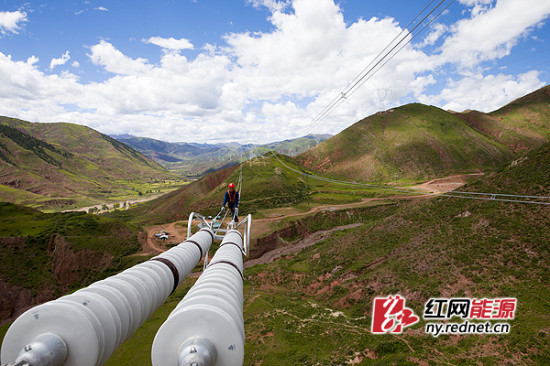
[299, 0, 456, 137]
[253, 0, 548, 207]
[270, 151, 550, 205]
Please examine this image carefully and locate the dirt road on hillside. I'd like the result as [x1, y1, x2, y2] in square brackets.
[140, 173, 477, 262]
[250, 172, 480, 234]
[64, 194, 165, 213]
[413, 172, 483, 193]
[140, 195, 429, 257]
[250, 193, 438, 239]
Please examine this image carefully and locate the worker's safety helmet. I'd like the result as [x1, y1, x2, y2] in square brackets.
[228, 183, 235, 189]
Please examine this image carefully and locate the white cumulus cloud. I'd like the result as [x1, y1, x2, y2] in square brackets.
[50, 51, 71, 70]
[248, 0, 291, 13]
[0, 0, 548, 144]
[437, 0, 550, 69]
[26, 55, 39, 66]
[420, 70, 545, 112]
[144, 36, 194, 51]
[0, 10, 28, 36]
[88, 40, 152, 75]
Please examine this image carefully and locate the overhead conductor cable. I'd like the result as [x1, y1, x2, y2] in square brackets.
[152, 230, 246, 366]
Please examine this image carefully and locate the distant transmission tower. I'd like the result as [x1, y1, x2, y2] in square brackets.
[376, 88, 392, 113]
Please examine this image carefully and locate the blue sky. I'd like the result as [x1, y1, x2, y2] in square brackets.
[1, 0, 549, 144]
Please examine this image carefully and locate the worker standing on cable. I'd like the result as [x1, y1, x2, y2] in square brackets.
[221, 182, 239, 222]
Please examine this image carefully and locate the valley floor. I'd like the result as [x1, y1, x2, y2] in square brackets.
[61, 191, 174, 214]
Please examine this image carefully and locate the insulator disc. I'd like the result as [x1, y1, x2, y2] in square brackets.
[184, 285, 243, 314]
[123, 267, 163, 315]
[140, 261, 173, 300]
[152, 305, 244, 366]
[60, 292, 119, 365]
[196, 269, 243, 294]
[173, 295, 245, 339]
[78, 285, 131, 347]
[93, 277, 143, 336]
[1, 301, 101, 366]
[115, 273, 153, 324]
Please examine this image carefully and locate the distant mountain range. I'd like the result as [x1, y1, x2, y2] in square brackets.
[0, 117, 180, 210]
[297, 85, 550, 182]
[1, 85, 548, 212]
[114, 134, 331, 177]
[122, 84, 550, 225]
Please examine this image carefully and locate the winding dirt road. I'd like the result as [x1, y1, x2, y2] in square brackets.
[64, 194, 166, 213]
[139, 173, 476, 262]
[413, 172, 483, 192]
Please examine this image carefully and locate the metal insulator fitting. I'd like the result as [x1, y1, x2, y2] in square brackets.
[177, 337, 217, 366]
[14, 333, 67, 366]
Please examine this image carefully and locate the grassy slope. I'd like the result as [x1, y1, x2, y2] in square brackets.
[111, 153, 313, 225]
[111, 164, 240, 224]
[0, 202, 143, 291]
[79, 144, 548, 366]
[297, 103, 514, 183]
[255, 135, 331, 157]
[457, 85, 550, 152]
[0, 117, 182, 210]
[4, 146, 546, 365]
[113, 152, 400, 225]
[242, 142, 550, 365]
[0, 202, 148, 326]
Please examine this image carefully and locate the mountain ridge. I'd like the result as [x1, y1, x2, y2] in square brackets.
[297, 103, 515, 182]
[0, 116, 181, 210]
[297, 85, 550, 182]
[116, 134, 331, 177]
[113, 85, 550, 225]
[455, 84, 550, 152]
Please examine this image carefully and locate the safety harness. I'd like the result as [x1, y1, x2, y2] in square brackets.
[227, 190, 237, 205]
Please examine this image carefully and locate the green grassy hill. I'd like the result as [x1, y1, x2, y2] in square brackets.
[72, 143, 550, 366]
[240, 142, 550, 365]
[112, 154, 313, 225]
[457, 85, 550, 152]
[0, 202, 144, 324]
[297, 103, 515, 183]
[112, 152, 403, 225]
[0, 117, 183, 210]
[113, 164, 240, 224]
